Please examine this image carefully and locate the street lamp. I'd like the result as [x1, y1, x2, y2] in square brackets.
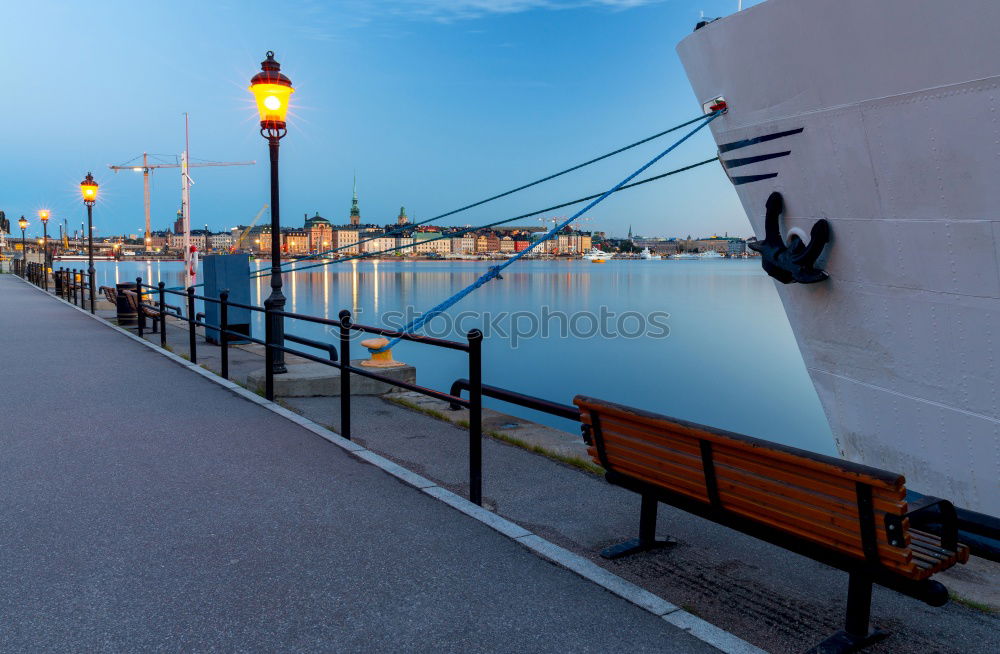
[17, 216, 27, 277]
[250, 50, 294, 374]
[80, 172, 98, 313]
[39, 209, 50, 290]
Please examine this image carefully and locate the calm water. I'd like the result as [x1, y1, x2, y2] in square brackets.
[89, 258, 835, 454]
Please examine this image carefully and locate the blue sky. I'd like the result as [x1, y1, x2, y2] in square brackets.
[4, 0, 762, 241]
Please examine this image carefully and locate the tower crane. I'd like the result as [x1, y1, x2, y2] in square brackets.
[109, 152, 255, 246]
[232, 205, 269, 252]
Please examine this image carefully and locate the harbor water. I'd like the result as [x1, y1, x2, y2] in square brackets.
[89, 258, 835, 454]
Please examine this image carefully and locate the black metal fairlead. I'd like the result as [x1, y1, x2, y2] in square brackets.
[748, 191, 830, 284]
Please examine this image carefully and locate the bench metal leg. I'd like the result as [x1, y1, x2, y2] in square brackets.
[601, 494, 677, 559]
[807, 572, 889, 654]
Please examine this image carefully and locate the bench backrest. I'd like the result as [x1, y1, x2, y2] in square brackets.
[574, 396, 927, 578]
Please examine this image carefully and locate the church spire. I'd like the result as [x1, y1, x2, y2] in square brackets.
[349, 173, 360, 226]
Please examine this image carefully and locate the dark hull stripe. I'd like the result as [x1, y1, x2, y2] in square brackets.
[722, 150, 791, 169]
[731, 173, 779, 185]
[718, 128, 804, 153]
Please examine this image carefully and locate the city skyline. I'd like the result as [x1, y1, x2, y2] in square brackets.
[3, 1, 763, 241]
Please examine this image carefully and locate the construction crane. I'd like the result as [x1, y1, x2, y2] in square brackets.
[232, 205, 269, 252]
[109, 152, 254, 246]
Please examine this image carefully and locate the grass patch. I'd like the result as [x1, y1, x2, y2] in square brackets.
[950, 591, 997, 614]
[384, 396, 603, 476]
[486, 429, 603, 476]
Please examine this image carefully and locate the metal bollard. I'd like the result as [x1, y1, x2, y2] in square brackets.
[136, 278, 144, 339]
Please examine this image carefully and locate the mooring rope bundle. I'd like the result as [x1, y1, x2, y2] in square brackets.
[370, 110, 722, 352]
[275, 113, 711, 270]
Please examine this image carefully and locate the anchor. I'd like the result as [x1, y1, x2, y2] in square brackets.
[748, 191, 830, 284]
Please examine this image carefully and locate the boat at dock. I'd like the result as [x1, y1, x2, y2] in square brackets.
[679, 0, 1000, 518]
[639, 247, 654, 260]
[582, 247, 614, 262]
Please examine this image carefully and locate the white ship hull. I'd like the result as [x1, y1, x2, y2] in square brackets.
[678, 0, 1000, 515]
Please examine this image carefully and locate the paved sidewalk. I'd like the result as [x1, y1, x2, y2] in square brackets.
[0, 275, 717, 653]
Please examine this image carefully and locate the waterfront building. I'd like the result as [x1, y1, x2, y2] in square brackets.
[514, 239, 530, 252]
[209, 232, 235, 251]
[304, 212, 333, 252]
[282, 229, 310, 254]
[397, 206, 409, 226]
[332, 229, 359, 255]
[414, 232, 450, 255]
[168, 231, 207, 251]
[396, 236, 415, 255]
[693, 235, 746, 255]
[500, 236, 515, 253]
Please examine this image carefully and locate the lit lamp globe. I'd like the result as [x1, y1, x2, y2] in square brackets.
[80, 173, 99, 205]
[249, 51, 294, 133]
[39, 210, 50, 224]
[18, 216, 27, 231]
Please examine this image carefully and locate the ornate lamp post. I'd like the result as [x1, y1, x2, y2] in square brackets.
[249, 51, 294, 374]
[80, 172, 98, 313]
[39, 210, 50, 290]
[17, 216, 27, 277]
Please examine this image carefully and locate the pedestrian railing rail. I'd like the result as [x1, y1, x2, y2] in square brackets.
[129, 278, 489, 506]
[448, 377, 581, 423]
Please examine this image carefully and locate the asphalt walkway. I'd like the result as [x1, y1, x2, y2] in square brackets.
[0, 274, 717, 653]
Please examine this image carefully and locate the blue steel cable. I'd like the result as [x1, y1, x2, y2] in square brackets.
[372, 110, 722, 352]
[248, 155, 720, 279]
[274, 113, 710, 269]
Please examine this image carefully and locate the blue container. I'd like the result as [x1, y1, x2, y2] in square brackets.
[203, 254, 252, 344]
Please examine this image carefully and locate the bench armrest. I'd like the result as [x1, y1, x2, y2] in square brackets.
[885, 496, 959, 551]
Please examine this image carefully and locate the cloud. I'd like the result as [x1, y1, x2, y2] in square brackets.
[378, 0, 665, 22]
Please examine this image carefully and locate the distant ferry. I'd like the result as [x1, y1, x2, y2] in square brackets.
[698, 250, 724, 259]
[582, 247, 614, 262]
[669, 252, 699, 260]
[640, 247, 655, 260]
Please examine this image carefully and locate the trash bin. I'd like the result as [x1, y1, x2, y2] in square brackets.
[115, 281, 138, 325]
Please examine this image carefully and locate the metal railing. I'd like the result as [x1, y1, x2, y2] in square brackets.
[51, 266, 92, 311]
[132, 278, 488, 506]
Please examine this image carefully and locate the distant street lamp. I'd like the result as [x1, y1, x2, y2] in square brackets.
[80, 172, 99, 313]
[250, 50, 294, 374]
[17, 215, 27, 277]
[39, 210, 50, 290]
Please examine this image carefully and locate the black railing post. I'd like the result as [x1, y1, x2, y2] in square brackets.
[187, 286, 197, 365]
[220, 289, 230, 380]
[158, 282, 167, 348]
[339, 309, 352, 440]
[468, 329, 483, 506]
[71, 269, 78, 305]
[264, 304, 275, 400]
[467, 328, 484, 506]
[136, 277, 145, 339]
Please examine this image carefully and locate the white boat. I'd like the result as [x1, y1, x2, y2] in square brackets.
[678, 0, 1000, 515]
[669, 252, 699, 260]
[582, 247, 614, 261]
[697, 250, 723, 259]
[640, 247, 655, 260]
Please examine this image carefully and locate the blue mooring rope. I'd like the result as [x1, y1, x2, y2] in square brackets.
[372, 110, 722, 353]
[274, 113, 710, 271]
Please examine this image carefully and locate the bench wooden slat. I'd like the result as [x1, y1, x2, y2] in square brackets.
[577, 396, 904, 490]
[574, 395, 966, 584]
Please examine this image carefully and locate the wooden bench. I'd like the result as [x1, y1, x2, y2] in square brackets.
[574, 395, 969, 654]
[99, 285, 118, 305]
